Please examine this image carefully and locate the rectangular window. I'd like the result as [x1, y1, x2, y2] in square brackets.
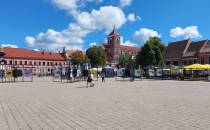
[20, 61, 22, 65]
[30, 61, 32, 65]
[34, 62, 37, 66]
[15, 61, 17, 65]
[39, 62, 41, 66]
[9, 60, 12, 65]
[25, 61, 27, 65]
[47, 62, 49, 66]
[43, 62, 45, 66]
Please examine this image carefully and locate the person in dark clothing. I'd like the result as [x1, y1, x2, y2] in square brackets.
[87, 73, 94, 88]
[101, 71, 105, 83]
[67, 67, 71, 80]
[83, 70, 88, 80]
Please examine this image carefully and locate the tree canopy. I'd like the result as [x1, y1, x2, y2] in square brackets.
[86, 46, 106, 67]
[118, 53, 135, 68]
[136, 37, 165, 67]
[71, 51, 89, 65]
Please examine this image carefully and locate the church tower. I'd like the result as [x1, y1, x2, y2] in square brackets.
[107, 27, 121, 64]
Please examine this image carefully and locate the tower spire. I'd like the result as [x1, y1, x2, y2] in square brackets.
[109, 25, 119, 36]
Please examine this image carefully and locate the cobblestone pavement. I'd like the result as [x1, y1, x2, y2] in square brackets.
[1, 77, 210, 130]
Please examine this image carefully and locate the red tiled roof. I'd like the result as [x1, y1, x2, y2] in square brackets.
[102, 43, 140, 52]
[200, 40, 210, 53]
[120, 45, 140, 52]
[66, 50, 86, 59]
[66, 50, 74, 58]
[3, 47, 65, 61]
[183, 40, 206, 57]
[165, 39, 191, 59]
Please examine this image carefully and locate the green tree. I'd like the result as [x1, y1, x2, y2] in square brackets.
[136, 37, 165, 67]
[118, 53, 133, 68]
[86, 46, 106, 67]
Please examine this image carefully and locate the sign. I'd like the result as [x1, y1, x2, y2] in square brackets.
[134, 69, 141, 77]
[0, 70, 4, 78]
[13, 69, 23, 78]
[54, 70, 61, 79]
[6, 70, 13, 78]
[23, 70, 32, 77]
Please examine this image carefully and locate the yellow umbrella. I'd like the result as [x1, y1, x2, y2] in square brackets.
[204, 64, 210, 69]
[163, 68, 170, 71]
[184, 64, 208, 70]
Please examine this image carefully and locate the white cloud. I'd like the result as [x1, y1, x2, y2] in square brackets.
[122, 41, 137, 47]
[32, 49, 40, 51]
[127, 13, 141, 22]
[170, 26, 202, 39]
[134, 28, 161, 44]
[50, 0, 79, 15]
[119, 0, 132, 8]
[120, 36, 137, 47]
[1, 44, 18, 48]
[89, 42, 97, 47]
[88, 0, 103, 3]
[76, 6, 126, 31]
[25, 36, 35, 47]
[25, 5, 127, 51]
[25, 27, 86, 51]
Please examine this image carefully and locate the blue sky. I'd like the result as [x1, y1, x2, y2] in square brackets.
[0, 0, 210, 51]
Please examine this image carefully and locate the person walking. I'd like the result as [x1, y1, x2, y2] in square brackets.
[87, 72, 94, 88]
[101, 71, 105, 83]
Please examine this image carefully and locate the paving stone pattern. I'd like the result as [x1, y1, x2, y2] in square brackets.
[0, 77, 210, 130]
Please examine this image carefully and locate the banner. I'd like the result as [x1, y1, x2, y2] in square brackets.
[23, 70, 32, 77]
[0, 70, 4, 78]
[16, 70, 23, 77]
[6, 70, 13, 78]
[13, 69, 23, 78]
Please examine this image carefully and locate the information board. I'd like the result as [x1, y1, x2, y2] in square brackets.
[6, 70, 13, 78]
[23, 70, 32, 77]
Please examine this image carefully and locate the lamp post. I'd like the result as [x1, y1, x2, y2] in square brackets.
[130, 53, 135, 81]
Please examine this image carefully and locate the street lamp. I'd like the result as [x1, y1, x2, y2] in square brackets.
[130, 53, 135, 81]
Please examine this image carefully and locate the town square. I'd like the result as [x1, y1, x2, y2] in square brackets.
[1, 78, 210, 130]
[1, 0, 210, 130]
